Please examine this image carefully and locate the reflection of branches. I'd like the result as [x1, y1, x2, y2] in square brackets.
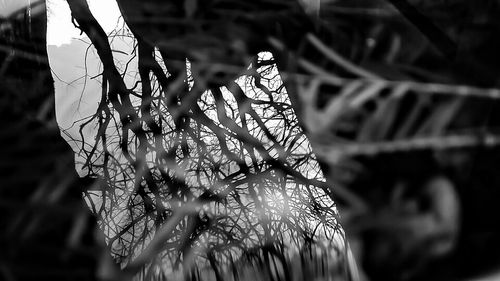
[65, 1, 347, 280]
[59, 1, 500, 280]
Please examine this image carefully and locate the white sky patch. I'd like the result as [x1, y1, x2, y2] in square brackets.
[47, 0, 122, 46]
[47, 0, 134, 161]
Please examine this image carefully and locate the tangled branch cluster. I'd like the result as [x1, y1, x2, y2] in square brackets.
[64, 1, 346, 280]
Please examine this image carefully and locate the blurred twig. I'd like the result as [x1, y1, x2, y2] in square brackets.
[314, 133, 500, 157]
[0, 44, 48, 64]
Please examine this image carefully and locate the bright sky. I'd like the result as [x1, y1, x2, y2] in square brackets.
[46, 0, 134, 149]
[46, 0, 121, 46]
